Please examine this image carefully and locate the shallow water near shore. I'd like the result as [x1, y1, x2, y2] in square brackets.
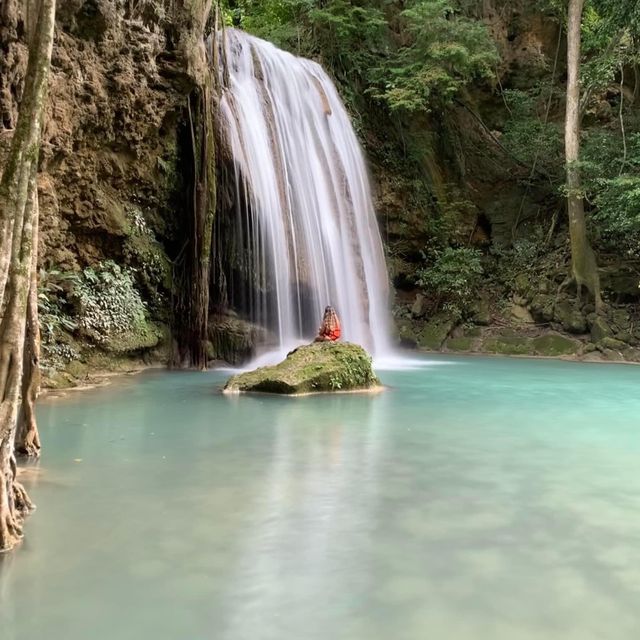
[3, 355, 640, 639]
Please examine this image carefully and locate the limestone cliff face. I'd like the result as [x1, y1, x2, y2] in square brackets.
[0, 1, 211, 382]
[1, 0, 217, 272]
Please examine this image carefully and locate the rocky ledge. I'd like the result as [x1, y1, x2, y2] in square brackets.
[223, 342, 381, 395]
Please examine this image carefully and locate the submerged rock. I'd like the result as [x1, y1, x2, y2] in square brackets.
[224, 342, 380, 395]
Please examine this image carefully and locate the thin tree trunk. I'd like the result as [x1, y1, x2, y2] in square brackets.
[16, 203, 41, 459]
[0, 0, 54, 300]
[565, 0, 602, 311]
[0, 0, 55, 553]
[0, 166, 37, 551]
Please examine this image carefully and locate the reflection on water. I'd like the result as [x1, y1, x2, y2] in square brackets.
[220, 396, 386, 640]
[2, 357, 640, 639]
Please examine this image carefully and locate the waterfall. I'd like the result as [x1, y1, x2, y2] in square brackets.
[218, 29, 392, 360]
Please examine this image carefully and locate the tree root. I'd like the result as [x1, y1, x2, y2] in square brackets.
[0, 509, 24, 553]
[15, 434, 40, 459]
[13, 481, 34, 514]
[0, 467, 25, 552]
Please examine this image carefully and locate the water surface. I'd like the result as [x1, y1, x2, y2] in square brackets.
[2, 356, 640, 639]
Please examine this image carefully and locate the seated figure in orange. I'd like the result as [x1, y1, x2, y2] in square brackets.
[314, 306, 341, 342]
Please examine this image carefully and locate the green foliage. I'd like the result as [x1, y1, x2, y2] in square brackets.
[593, 176, 640, 256]
[417, 247, 483, 319]
[582, 130, 640, 185]
[72, 261, 148, 346]
[123, 207, 171, 313]
[38, 269, 79, 343]
[39, 269, 81, 372]
[229, 0, 315, 51]
[501, 89, 563, 175]
[538, 0, 640, 110]
[307, 1, 387, 73]
[579, 130, 640, 255]
[370, 0, 498, 113]
[231, 0, 496, 114]
[229, 0, 387, 106]
[490, 229, 551, 292]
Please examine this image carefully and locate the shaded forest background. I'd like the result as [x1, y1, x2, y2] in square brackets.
[2, 0, 640, 387]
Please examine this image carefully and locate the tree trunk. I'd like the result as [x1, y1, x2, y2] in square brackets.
[16, 206, 41, 459]
[565, 0, 602, 311]
[0, 0, 55, 553]
[0, 165, 37, 551]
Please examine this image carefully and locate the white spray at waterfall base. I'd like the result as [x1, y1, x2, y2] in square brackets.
[219, 29, 395, 366]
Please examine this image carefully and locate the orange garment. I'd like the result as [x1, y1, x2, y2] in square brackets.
[317, 306, 341, 341]
[325, 323, 341, 341]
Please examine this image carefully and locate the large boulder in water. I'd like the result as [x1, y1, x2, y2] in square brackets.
[223, 342, 380, 395]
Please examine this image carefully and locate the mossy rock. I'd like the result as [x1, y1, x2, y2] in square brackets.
[395, 318, 419, 348]
[42, 371, 79, 390]
[101, 321, 162, 354]
[622, 347, 640, 362]
[553, 300, 587, 334]
[514, 272, 531, 295]
[611, 309, 631, 332]
[511, 303, 534, 324]
[484, 336, 532, 355]
[411, 293, 427, 319]
[224, 342, 380, 395]
[446, 337, 474, 352]
[598, 337, 627, 352]
[65, 360, 89, 379]
[209, 314, 268, 365]
[532, 334, 580, 357]
[529, 293, 555, 323]
[418, 316, 454, 350]
[590, 316, 613, 343]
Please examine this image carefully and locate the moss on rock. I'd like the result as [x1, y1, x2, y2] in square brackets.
[224, 342, 380, 395]
[418, 316, 454, 350]
[590, 316, 612, 343]
[532, 334, 580, 356]
[598, 337, 627, 352]
[553, 300, 587, 334]
[484, 336, 532, 355]
[446, 336, 475, 351]
[100, 322, 162, 354]
[208, 314, 267, 365]
[395, 318, 420, 348]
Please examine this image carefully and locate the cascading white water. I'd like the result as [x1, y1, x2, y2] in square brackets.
[219, 29, 392, 360]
